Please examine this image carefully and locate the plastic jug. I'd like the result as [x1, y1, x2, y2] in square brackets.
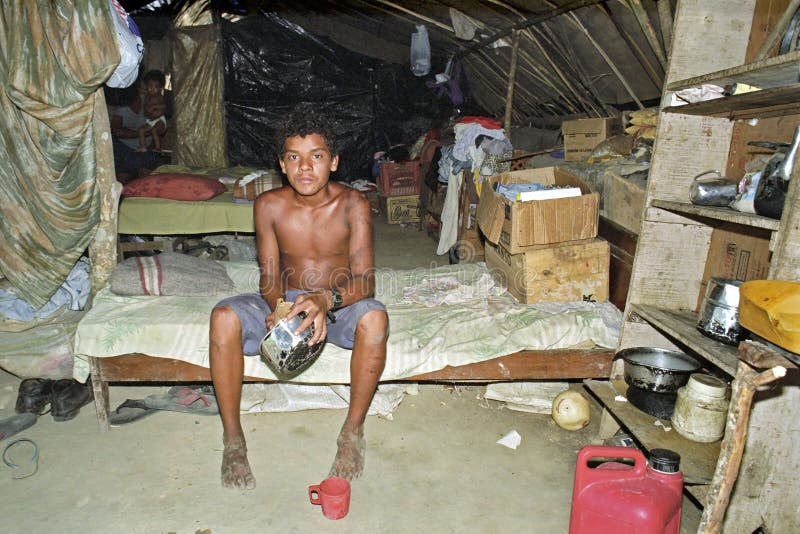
[569, 446, 683, 534]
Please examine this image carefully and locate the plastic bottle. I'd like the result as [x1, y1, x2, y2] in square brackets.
[569, 446, 683, 534]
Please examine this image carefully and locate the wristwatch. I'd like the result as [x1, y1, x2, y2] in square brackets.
[330, 288, 343, 310]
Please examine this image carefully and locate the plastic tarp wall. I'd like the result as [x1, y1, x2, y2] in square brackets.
[0, 1, 118, 307]
[173, 23, 228, 168]
[221, 12, 445, 180]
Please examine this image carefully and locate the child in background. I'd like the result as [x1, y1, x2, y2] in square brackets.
[136, 69, 167, 152]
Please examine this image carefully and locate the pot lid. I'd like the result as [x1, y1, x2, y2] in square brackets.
[687, 373, 728, 398]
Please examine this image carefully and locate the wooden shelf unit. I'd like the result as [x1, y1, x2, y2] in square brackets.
[583, 2, 800, 531]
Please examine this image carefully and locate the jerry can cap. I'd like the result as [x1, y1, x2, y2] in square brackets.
[649, 449, 681, 473]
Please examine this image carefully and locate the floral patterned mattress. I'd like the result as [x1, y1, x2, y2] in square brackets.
[73, 262, 620, 382]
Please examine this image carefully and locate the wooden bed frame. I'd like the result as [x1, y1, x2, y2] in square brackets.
[88, 347, 614, 431]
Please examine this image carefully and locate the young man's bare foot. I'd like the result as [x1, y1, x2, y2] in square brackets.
[221, 433, 256, 490]
[135, 146, 147, 153]
[329, 426, 366, 480]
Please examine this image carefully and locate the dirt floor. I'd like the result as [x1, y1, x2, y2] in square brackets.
[0, 212, 702, 533]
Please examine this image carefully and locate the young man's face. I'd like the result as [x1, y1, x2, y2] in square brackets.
[279, 133, 339, 197]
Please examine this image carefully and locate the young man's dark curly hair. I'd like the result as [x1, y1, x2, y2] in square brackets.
[275, 103, 339, 157]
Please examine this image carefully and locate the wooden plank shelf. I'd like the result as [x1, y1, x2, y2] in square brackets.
[584, 379, 721, 485]
[630, 304, 739, 377]
[667, 50, 800, 91]
[686, 484, 711, 507]
[651, 200, 781, 231]
[662, 84, 800, 120]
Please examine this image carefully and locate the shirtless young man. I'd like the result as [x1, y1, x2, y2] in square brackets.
[209, 108, 389, 490]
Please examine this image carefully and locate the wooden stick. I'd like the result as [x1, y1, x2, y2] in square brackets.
[456, 0, 605, 58]
[698, 361, 788, 533]
[568, 11, 645, 109]
[656, 0, 674, 57]
[599, 2, 664, 90]
[504, 30, 521, 139]
[628, 0, 668, 70]
[372, 0, 454, 32]
[540, 21, 612, 116]
[486, 0, 592, 114]
[755, 0, 800, 61]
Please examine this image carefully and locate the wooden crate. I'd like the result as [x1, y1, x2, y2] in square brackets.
[379, 194, 420, 224]
[485, 238, 610, 304]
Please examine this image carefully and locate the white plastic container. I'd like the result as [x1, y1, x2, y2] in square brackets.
[671, 374, 730, 443]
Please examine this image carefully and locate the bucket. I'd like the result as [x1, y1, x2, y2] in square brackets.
[569, 446, 683, 534]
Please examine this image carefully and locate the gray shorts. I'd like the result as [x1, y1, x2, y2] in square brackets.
[214, 290, 386, 355]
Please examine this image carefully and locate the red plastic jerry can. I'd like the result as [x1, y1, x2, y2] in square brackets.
[569, 446, 683, 534]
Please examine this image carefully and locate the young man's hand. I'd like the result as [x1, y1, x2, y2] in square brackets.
[288, 290, 332, 346]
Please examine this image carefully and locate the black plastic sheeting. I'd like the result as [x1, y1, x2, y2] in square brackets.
[221, 11, 452, 181]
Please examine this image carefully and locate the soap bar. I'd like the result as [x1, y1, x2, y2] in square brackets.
[739, 280, 800, 353]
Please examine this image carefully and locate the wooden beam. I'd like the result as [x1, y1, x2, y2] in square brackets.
[504, 30, 521, 137]
[455, 0, 606, 58]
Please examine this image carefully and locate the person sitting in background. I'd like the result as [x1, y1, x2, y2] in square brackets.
[108, 69, 169, 183]
[136, 70, 167, 153]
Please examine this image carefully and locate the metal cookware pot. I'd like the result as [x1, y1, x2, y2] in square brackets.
[697, 277, 744, 345]
[619, 347, 702, 393]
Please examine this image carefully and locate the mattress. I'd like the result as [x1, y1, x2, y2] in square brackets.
[118, 191, 254, 235]
[73, 262, 620, 382]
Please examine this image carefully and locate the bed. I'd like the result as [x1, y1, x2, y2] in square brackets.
[116, 165, 264, 260]
[74, 261, 619, 431]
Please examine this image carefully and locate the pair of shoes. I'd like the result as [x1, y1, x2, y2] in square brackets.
[15, 379, 54, 415]
[50, 379, 94, 422]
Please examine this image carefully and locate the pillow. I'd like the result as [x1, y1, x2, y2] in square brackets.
[121, 173, 226, 201]
[109, 252, 234, 296]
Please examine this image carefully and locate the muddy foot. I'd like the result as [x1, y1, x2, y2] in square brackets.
[221, 434, 256, 490]
[329, 426, 366, 480]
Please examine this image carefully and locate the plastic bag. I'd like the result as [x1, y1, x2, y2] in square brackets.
[410, 25, 431, 77]
[106, 0, 144, 88]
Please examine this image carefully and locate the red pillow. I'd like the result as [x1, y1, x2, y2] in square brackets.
[122, 174, 227, 201]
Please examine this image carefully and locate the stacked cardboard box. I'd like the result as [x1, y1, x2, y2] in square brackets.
[562, 117, 621, 161]
[477, 167, 610, 303]
[378, 161, 420, 224]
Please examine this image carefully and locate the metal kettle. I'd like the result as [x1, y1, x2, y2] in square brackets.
[689, 170, 738, 206]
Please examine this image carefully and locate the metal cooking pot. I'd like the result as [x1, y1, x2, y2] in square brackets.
[618, 347, 702, 393]
[697, 277, 744, 345]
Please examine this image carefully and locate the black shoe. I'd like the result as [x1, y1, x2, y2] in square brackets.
[50, 379, 94, 422]
[15, 378, 54, 415]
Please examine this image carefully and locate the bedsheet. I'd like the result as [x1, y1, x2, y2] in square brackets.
[72, 262, 620, 382]
[118, 191, 254, 235]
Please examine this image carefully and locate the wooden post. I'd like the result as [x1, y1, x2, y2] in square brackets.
[698, 361, 788, 533]
[657, 0, 674, 57]
[88, 89, 121, 293]
[504, 30, 521, 141]
[629, 0, 668, 70]
[754, 0, 800, 61]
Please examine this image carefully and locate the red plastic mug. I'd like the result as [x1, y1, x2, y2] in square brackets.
[308, 476, 350, 520]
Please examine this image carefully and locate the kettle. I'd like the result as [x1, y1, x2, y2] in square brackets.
[688, 170, 738, 206]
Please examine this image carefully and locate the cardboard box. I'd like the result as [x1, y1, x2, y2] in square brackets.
[485, 238, 610, 304]
[562, 117, 621, 161]
[233, 171, 283, 200]
[476, 167, 599, 253]
[695, 224, 772, 311]
[379, 194, 420, 224]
